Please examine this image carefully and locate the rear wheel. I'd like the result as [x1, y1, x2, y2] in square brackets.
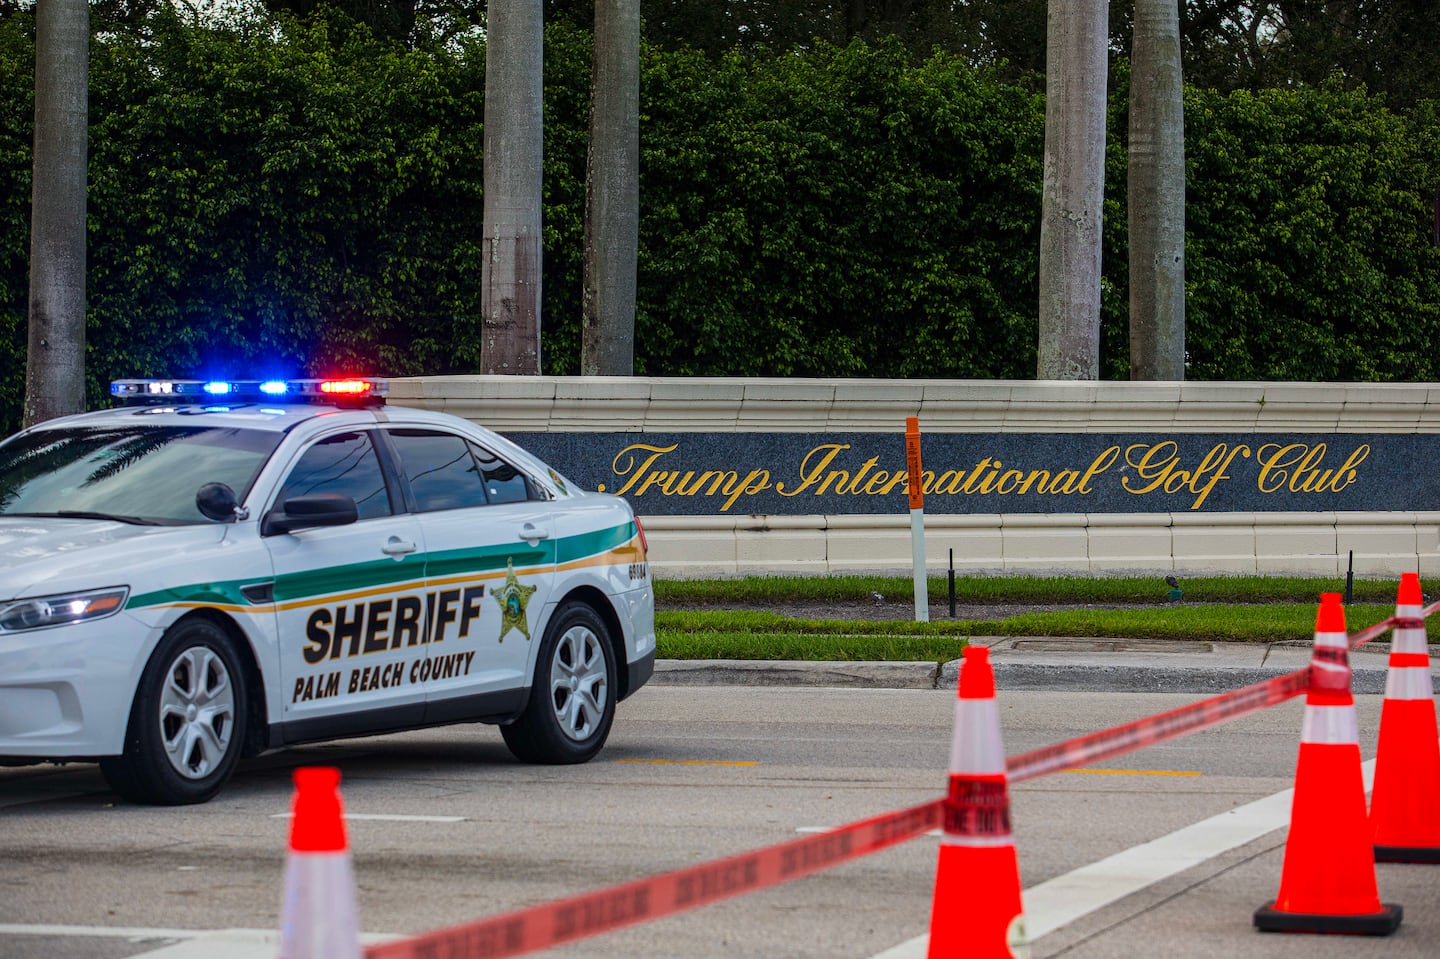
[501, 602, 616, 764]
[100, 618, 247, 805]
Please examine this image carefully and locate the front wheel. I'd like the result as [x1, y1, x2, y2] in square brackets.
[501, 602, 616, 764]
[100, 617, 247, 805]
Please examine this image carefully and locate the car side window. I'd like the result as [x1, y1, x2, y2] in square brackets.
[387, 429, 489, 513]
[278, 431, 393, 520]
[470, 442, 534, 505]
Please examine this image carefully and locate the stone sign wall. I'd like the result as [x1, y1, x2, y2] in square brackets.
[390, 376, 1440, 578]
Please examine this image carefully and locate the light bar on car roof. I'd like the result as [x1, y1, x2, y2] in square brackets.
[111, 378, 389, 406]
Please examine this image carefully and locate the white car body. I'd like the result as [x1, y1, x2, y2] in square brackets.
[0, 389, 655, 803]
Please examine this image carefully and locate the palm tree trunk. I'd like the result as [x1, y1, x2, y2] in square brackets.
[481, 0, 544, 374]
[1129, 0, 1186, 380]
[1037, 0, 1108, 380]
[25, 0, 89, 426]
[581, 0, 640, 375]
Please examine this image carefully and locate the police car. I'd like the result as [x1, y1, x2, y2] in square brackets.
[0, 378, 655, 804]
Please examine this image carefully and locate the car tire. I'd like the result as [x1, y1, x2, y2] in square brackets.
[501, 601, 616, 764]
[100, 617, 247, 805]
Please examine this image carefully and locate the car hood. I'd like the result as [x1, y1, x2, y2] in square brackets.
[0, 517, 226, 599]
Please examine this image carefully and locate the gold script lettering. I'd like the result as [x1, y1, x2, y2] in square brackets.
[1123, 442, 1181, 495]
[720, 470, 772, 511]
[1187, 443, 1251, 509]
[776, 444, 850, 497]
[1328, 445, 1369, 492]
[1076, 446, 1120, 493]
[611, 443, 771, 511]
[611, 444, 678, 495]
[1257, 443, 1370, 495]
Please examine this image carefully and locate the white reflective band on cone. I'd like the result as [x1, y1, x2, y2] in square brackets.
[1384, 666, 1435, 701]
[1301, 703, 1360, 746]
[940, 831, 1015, 850]
[1391, 604, 1428, 655]
[951, 698, 1006, 775]
[279, 852, 361, 959]
[1309, 625, 1351, 691]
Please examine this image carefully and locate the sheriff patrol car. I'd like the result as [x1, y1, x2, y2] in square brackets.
[0, 378, 655, 804]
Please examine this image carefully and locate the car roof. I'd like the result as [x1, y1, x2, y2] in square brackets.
[22, 401, 515, 436]
[10, 401, 578, 502]
[25, 402, 374, 434]
[16, 403, 542, 473]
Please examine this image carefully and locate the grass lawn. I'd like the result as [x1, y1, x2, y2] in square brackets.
[653, 574, 1410, 662]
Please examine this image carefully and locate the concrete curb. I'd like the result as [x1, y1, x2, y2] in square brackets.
[652, 659, 940, 689]
[970, 663, 1394, 695]
[652, 637, 1427, 694]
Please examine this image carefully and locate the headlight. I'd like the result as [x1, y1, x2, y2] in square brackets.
[0, 587, 130, 632]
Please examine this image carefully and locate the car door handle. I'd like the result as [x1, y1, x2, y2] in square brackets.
[519, 523, 550, 542]
[382, 537, 419, 556]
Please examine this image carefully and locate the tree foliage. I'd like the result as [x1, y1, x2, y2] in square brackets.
[81, 8, 489, 389]
[1183, 79, 1440, 379]
[613, 0, 1440, 108]
[628, 36, 1045, 378]
[0, 6, 1437, 434]
[0, 8, 32, 425]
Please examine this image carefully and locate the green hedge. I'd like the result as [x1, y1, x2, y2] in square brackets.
[1, 10, 1437, 436]
[0, 9, 31, 425]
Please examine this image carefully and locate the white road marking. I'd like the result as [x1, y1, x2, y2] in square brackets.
[797, 825, 942, 837]
[0, 765, 1370, 959]
[867, 760, 1376, 958]
[0, 924, 206, 940]
[270, 812, 466, 823]
[0, 926, 396, 958]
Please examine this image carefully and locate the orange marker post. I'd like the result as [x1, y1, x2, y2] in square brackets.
[905, 416, 929, 623]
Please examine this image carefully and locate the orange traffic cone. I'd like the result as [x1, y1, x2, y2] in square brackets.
[279, 766, 362, 959]
[1371, 572, 1440, 862]
[927, 645, 1027, 958]
[1254, 594, 1402, 935]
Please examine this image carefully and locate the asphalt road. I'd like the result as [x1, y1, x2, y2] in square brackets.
[3, 682, 1436, 959]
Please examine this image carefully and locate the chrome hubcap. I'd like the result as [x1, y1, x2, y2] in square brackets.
[548, 625, 608, 742]
[158, 646, 235, 780]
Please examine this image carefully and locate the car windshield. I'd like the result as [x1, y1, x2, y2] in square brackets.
[0, 424, 283, 525]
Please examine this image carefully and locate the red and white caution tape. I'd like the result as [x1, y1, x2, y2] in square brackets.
[363, 799, 944, 959]
[1006, 668, 1310, 782]
[363, 603, 1438, 959]
[1006, 607, 1426, 783]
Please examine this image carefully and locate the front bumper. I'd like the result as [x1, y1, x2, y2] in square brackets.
[0, 613, 157, 759]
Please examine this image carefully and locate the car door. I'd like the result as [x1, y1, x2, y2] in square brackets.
[264, 427, 429, 737]
[381, 427, 556, 722]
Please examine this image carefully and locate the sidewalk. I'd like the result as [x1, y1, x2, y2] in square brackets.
[650, 636, 1423, 693]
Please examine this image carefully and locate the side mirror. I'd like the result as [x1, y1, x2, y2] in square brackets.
[261, 493, 359, 536]
[196, 483, 240, 522]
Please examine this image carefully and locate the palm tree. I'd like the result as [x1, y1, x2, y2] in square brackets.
[580, 0, 640, 376]
[24, 0, 89, 426]
[480, 0, 545, 374]
[1036, 0, 1108, 380]
[1129, 0, 1185, 380]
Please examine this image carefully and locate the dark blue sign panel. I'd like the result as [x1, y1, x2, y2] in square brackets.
[508, 432, 1436, 516]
